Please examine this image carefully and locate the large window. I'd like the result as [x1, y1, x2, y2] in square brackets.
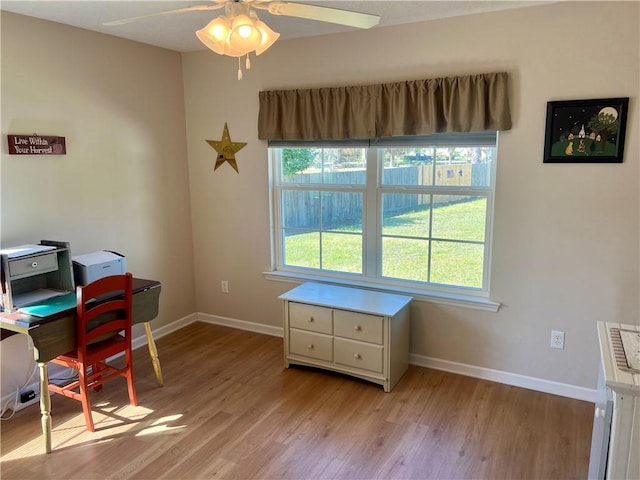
[269, 133, 497, 299]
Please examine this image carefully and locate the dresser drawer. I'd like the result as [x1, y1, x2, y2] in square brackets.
[289, 329, 333, 362]
[281, 282, 411, 392]
[334, 310, 383, 344]
[334, 337, 384, 373]
[289, 302, 332, 334]
[9, 252, 58, 279]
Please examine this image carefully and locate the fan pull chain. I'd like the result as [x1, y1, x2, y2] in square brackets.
[246, 54, 251, 70]
[237, 57, 243, 81]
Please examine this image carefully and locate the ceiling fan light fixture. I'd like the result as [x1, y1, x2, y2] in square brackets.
[196, 5, 281, 78]
[107, 0, 380, 80]
[254, 20, 280, 56]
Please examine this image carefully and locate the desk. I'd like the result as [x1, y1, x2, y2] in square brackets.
[0, 278, 163, 453]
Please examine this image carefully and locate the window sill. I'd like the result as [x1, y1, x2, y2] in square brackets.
[263, 271, 500, 312]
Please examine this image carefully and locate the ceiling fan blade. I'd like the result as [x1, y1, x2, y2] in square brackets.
[103, 4, 225, 26]
[264, 2, 380, 29]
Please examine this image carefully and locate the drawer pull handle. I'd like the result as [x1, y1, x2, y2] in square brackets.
[354, 353, 361, 359]
[308, 316, 314, 322]
[31, 261, 38, 268]
[354, 325, 362, 331]
[307, 344, 314, 350]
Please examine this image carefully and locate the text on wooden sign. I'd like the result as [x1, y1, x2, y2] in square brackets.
[7, 135, 66, 155]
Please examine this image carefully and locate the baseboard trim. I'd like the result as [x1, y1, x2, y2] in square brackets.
[131, 312, 198, 350]
[410, 353, 596, 403]
[196, 312, 283, 338]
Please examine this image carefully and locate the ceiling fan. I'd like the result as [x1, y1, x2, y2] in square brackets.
[104, 0, 381, 79]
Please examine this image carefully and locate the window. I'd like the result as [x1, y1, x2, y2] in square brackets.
[269, 133, 498, 303]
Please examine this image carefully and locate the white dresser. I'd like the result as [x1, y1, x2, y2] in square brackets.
[588, 322, 640, 479]
[279, 282, 412, 392]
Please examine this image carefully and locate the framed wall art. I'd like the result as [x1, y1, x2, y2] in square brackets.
[543, 97, 629, 163]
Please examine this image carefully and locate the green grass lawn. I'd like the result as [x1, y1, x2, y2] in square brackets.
[284, 198, 486, 288]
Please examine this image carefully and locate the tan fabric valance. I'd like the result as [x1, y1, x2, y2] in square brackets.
[258, 72, 511, 140]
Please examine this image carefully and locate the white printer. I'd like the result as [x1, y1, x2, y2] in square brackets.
[72, 251, 127, 286]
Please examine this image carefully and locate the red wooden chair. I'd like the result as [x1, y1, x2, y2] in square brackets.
[48, 272, 137, 431]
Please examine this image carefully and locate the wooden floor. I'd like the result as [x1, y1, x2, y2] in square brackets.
[1, 322, 594, 479]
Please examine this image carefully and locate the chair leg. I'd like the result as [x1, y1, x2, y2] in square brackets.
[78, 367, 95, 432]
[126, 373, 137, 407]
[125, 351, 138, 406]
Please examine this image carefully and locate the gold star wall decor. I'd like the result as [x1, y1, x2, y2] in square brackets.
[206, 123, 247, 173]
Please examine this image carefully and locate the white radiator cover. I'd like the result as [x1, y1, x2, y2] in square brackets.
[589, 322, 640, 479]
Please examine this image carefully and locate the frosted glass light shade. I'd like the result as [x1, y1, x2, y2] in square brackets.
[229, 14, 262, 53]
[254, 20, 280, 55]
[195, 17, 231, 55]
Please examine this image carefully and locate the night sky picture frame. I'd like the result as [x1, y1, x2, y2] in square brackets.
[543, 97, 629, 163]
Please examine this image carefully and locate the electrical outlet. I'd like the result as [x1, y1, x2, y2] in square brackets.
[550, 330, 565, 349]
[221, 280, 229, 293]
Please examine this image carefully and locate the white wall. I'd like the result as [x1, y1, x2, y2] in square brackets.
[182, 1, 639, 390]
[1, 12, 196, 336]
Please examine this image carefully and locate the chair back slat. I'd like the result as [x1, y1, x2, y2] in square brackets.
[76, 273, 133, 358]
[85, 319, 129, 343]
[81, 298, 128, 320]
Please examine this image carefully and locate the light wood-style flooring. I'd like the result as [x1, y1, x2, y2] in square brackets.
[1, 322, 594, 479]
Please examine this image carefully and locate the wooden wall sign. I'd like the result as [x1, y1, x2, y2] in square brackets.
[7, 134, 66, 155]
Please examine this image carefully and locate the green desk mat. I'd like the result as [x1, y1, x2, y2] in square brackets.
[19, 292, 76, 317]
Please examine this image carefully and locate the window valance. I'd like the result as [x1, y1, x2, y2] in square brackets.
[258, 72, 512, 141]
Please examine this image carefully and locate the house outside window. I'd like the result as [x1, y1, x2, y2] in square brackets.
[268, 132, 498, 307]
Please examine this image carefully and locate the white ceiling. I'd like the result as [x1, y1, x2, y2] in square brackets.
[0, 0, 548, 53]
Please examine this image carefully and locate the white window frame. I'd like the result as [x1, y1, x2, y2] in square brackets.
[265, 133, 501, 311]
